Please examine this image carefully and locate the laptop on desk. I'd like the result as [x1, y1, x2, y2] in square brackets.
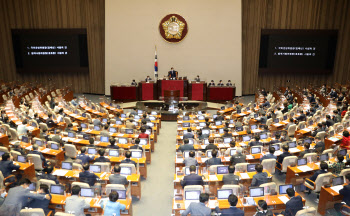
[184, 190, 201, 209]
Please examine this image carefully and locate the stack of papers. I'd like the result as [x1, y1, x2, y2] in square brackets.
[329, 137, 340, 142]
[298, 165, 313, 172]
[278, 196, 290, 204]
[289, 148, 299, 153]
[303, 128, 312, 132]
[41, 148, 50, 153]
[331, 185, 344, 194]
[84, 198, 92, 204]
[214, 134, 221, 137]
[52, 169, 68, 176]
[274, 150, 283, 156]
[201, 158, 209, 163]
[246, 155, 254, 159]
[176, 158, 184, 163]
[208, 200, 217, 208]
[224, 157, 230, 161]
[274, 123, 282, 127]
[118, 133, 125, 137]
[252, 129, 262, 133]
[232, 132, 239, 136]
[209, 175, 218, 181]
[240, 173, 250, 179]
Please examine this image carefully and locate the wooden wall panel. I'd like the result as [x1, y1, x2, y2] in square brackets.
[242, 0, 350, 95]
[0, 0, 105, 94]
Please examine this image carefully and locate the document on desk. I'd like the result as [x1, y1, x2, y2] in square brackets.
[208, 200, 218, 208]
[274, 150, 283, 156]
[289, 148, 299, 153]
[201, 158, 209, 163]
[214, 134, 221, 137]
[53, 169, 68, 176]
[118, 133, 125, 137]
[246, 155, 254, 159]
[240, 173, 250, 179]
[74, 139, 82, 143]
[209, 175, 218, 181]
[303, 128, 312, 132]
[41, 148, 50, 153]
[62, 137, 69, 142]
[278, 196, 290, 204]
[274, 123, 282, 127]
[329, 137, 340, 142]
[224, 157, 231, 162]
[297, 165, 313, 172]
[176, 158, 184, 163]
[218, 144, 226, 148]
[232, 132, 239, 136]
[180, 136, 183, 139]
[178, 121, 183, 123]
[331, 185, 344, 194]
[252, 129, 262, 133]
[25, 146, 32, 150]
[27, 126, 35, 131]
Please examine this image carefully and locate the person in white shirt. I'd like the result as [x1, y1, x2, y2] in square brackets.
[53, 103, 60, 113]
[275, 107, 283, 118]
[17, 120, 28, 139]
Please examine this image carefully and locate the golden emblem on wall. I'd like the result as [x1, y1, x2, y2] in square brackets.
[159, 14, 188, 43]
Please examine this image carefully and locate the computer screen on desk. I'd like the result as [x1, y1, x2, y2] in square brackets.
[68, 132, 75, 138]
[83, 134, 90, 140]
[81, 188, 94, 197]
[206, 150, 212, 158]
[109, 149, 119, 157]
[109, 127, 117, 133]
[339, 149, 347, 157]
[22, 136, 29, 143]
[137, 110, 143, 114]
[17, 155, 26, 163]
[115, 121, 122, 125]
[213, 115, 218, 119]
[50, 185, 65, 195]
[271, 144, 280, 151]
[283, 115, 288, 120]
[260, 133, 267, 140]
[94, 126, 101, 131]
[251, 125, 257, 130]
[279, 184, 293, 194]
[121, 114, 126, 118]
[81, 123, 87, 128]
[89, 165, 101, 173]
[242, 135, 251, 142]
[230, 149, 236, 156]
[51, 143, 59, 150]
[202, 129, 210, 135]
[118, 138, 128, 144]
[102, 118, 108, 123]
[288, 141, 297, 148]
[247, 164, 256, 172]
[333, 176, 344, 186]
[120, 167, 132, 175]
[31, 122, 36, 127]
[183, 116, 190, 121]
[131, 151, 142, 158]
[224, 137, 232, 144]
[329, 130, 335, 137]
[199, 122, 206, 127]
[251, 147, 261, 154]
[100, 136, 109, 142]
[217, 166, 229, 174]
[217, 189, 233, 199]
[249, 187, 264, 197]
[0, 151, 5, 157]
[183, 151, 190, 158]
[151, 111, 157, 115]
[185, 191, 200, 200]
[320, 153, 329, 161]
[219, 128, 224, 134]
[88, 148, 96, 155]
[35, 139, 44, 146]
[297, 158, 307, 166]
[139, 138, 147, 145]
[198, 116, 205, 120]
[182, 123, 190, 127]
[303, 138, 312, 144]
[147, 122, 154, 127]
[62, 162, 73, 170]
[215, 121, 222, 126]
[204, 139, 209, 145]
[236, 126, 243, 132]
[149, 116, 156, 121]
[185, 167, 198, 175]
[111, 189, 127, 199]
[125, 129, 134, 134]
[188, 139, 194, 145]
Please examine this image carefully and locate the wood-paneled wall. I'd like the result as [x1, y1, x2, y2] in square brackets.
[242, 0, 350, 95]
[0, 0, 105, 94]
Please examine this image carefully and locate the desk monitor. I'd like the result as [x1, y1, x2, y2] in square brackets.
[134, 115, 140, 120]
[68, 132, 75, 138]
[145, 129, 152, 135]
[0, 151, 5, 157]
[125, 129, 134, 134]
[120, 167, 132, 175]
[89, 165, 101, 173]
[149, 116, 156, 121]
[237, 109, 241, 114]
[224, 137, 232, 144]
[137, 110, 143, 114]
[188, 139, 194, 145]
[183, 116, 190, 121]
[345, 121, 350, 128]
[102, 118, 108, 123]
[21, 136, 29, 143]
[185, 190, 200, 200]
[100, 136, 109, 143]
[131, 151, 142, 158]
[271, 144, 280, 151]
[320, 153, 329, 161]
[182, 123, 190, 128]
[111, 189, 127, 200]
[215, 121, 222, 126]
[151, 111, 157, 115]
[51, 143, 59, 150]
[259, 133, 268, 140]
[230, 119, 234, 124]
[62, 162, 73, 170]
[183, 130, 188, 135]
[288, 141, 297, 148]
[202, 129, 210, 135]
[185, 167, 198, 175]
[274, 118, 280, 123]
[339, 149, 347, 157]
[81, 123, 87, 129]
[236, 126, 243, 132]
[251, 147, 261, 154]
[251, 125, 258, 130]
[246, 107, 250, 111]
[217, 189, 233, 200]
[297, 158, 307, 166]
[109, 127, 117, 133]
[139, 138, 148, 145]
[118, 138, 128, 144]
[82, 113, 87, 117]
[279, 184, 293, 194]
[206, 150, 212, 158]
[121, 114, 126, 118]
[50, 185, 65, 195]
[219, 128, 224, 134]
[204, 139, 209, 145]
[308, 120, 314, 126]
[303, 138, 312, 144]
[92, 106, 96, 110]
[35, 139, 44, 146]
[217, 166, 229, 174]
[247, 164, 256, 172]
[109, 149, 119, 157]
[249, 187, 264, 197]
[87, 148, 97, 155]
[283, 115, 288, 120]
[254, 114, 259, 118]
[242, 135, 251, 142]
[230, 149, 236, 156]
[199, 122, 206, 127]
[29, 182, 36, 191]
[337, 126, 344, 134]
[115, 120, 122, 125]
[147, 122, 154, 127]
[221, 106, 225, 110]
[94, 126, 101, 131]
[198, 116, 205, 120]
[31, 122, 36, 127]
[198, 111, 203, 115]
[183, 151, 190, 158]
[17, 155, 26, 163]
[333, 176, 344, 186]
[213, 115, 218, 119]
[81, 188, 95, 197]
[83, 134, 90, 140]
[329, 130, 335, 137]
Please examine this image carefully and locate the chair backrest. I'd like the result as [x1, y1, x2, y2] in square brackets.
[262, 159, 276, 175]
[235, 163, 249, 173]
[260, 182, 277, 195]
[63, 117, 72, 124]
[10, 150, 21, 160]
[266, 118, 273, 127]
[303, 153, 318, 162]
[72, 181, 90, 188]
[64, 144, 77, 158]
[94, 162, 111, 173]
[9, 128, 19, 140]
[184, 185, 203, 193]
[281, 156, 298, 172]
[120, 163, 136, 174]
[105, 184, 126, 196]
[340, 168, 350, 182]
[20, 208, 45, 216]
[295, 207, 316, 216]
[250, 146, 262, 154]
[39, 179, 56, 189]
[39, 123, 49, 131]
[314, 173, 333, 192]
[221, 185, 241, 196]
[208, 165, 225, 174]
[297, 121, 306, 130]
[27, 154, 43, 170]
[288, 124, 297, 136]
[73, 163, 83, 170]
[0, 146, 9, 153]
[315, 131, 327, 141]
[0, 171, 4, 189]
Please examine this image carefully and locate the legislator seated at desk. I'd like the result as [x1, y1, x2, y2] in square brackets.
[251, 164, 268, 187]
[181, 192, 211, 216]
[0, 152, 20, 183]
[39, 165, 59, 184]
[100, 191, 127, 216]
[334, 174, 350, 213]
[168, 67, 178, 80]
[109, 165, 128, 185]
[222, 165, 239, 185]
[281, 188, 303, 216]
[178, 139, 195, 153]
[65, 185, 91, 215]
[184, 151, 199, 167]
[215, 194, 244, 216]
[76, 147, 95, 164]
[180, 165, 204, 187]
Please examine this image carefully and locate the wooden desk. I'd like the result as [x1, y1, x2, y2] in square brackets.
[207, 86, 236, 101]
[13, 162, 35, 181]
[110, 85, 139, 101]
[0, 134, 9, 147]
[318, 185, 344, 215]
[100, 102, 123, 114]
[285, 163, 320, 184]
[80, 103, 108, 118]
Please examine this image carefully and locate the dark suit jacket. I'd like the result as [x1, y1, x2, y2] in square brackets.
[340, 184, 350, 205]
[40, 173, 59, 184]
[204, 144, 218, 152]
[249, 141, 263, 147]
[180, 173, 203, 187]
[95, 156, 110, 162]
[206, 157, 222, 166]
[28, 193, 52, 215]
[285, 196, 303, 216]
[121, 158, 137, 167]
[107, 145, 119, 149]
[76, 153, 94, 165]
[29, 150, 46, 163]
[215, 206, 244, 216]
[183, 133, 194, 139]
[130, 144, 143, 152]
[326, 119, 335, 127]
[260, 153, 277, 162]
[277, 152, 292, 168]
[168, 70, 178, 78]
[178, 144, 195, 152]
[314, 141, 325, 153]
[79, 171, 99, 186]
[0, 160, 20, 177]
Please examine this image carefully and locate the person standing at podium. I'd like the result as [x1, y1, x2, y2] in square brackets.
[168, 67, 178, 80]
[194, 75, 200, 82]
[145, 76, 152, 82]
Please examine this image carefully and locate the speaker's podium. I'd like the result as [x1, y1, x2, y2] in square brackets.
[157, 79, 189, 99]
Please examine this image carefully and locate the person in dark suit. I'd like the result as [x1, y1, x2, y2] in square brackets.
[29, 144, 47, 166]
[335, 173, 350, 213]
[204, 138, 218, 152]
[180, 165, 203, 187]
[194, 75, 200, 82]
[314, 137, 325, 154]
[131, 79, 137, 86]
[283, 188, 303, 216]
[12, 142, 25, 155]
[183, 128, 195, 139]
[106, 138, 119, 150]
[206, 149, 222, 166]
[251, 164, 268, 186]
[208, 80, 215, 87]
[254, 200, 273, 216]
[226, 80, 233, 87]
[306, 161, 328, 190]
[120, 151, 137, 167]
[40, 166, 59, 184]
[76, 147, 94, 165]
[277, 145, 291, 169]
[179, 139, 195, 152]
[249, 136, 263, 147]
[28, 184, 52, 215]
[221, 128, 232, 138]
[222, 165, 240, 185]
[46, 114, 56, 128]
[217, 80, 224, 86]
[329, 88, 338, 98]
[109, 165, 128, 185]
[326, 114, 335, 127]
[168, 67, 178, 80]
[79, 163, 99, 187]
[230, 147, 246, 165]
[299, 142, 312, 158]
[0, 153, 20, 183]
[260, 147, 277, 162]
[215, 194, 244, 216]
[95, 149, 110, 162]
[262, 99, 270, 108]
[130, 138, 144, 152]
[145, 76, 152, 82]
[181, 193, 210, 216]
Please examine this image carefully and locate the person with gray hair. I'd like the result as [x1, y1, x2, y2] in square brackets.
[12, 142, 25, 155]
[29, 144, 47, 166]
[230, 147, 246, 165]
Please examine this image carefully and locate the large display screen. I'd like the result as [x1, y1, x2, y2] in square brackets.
[12, 29, 89, 73]
[259, 29, 337, 74]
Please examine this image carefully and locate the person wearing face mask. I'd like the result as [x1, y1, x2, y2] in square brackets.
[194, 75, 200, 82]
[168, 67, 178, 80]
[208, 80, 215, 87]
[226, 80, 233, 86]
[254, 200, 273, 216]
